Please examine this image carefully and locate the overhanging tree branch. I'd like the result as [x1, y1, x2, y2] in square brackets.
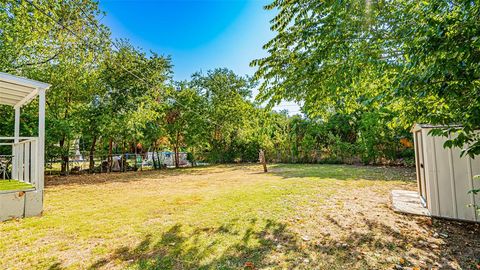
[7, 52, 60, 71]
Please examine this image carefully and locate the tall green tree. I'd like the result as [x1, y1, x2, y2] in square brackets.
[392, 0, 480, 156]
[163, 83, 209, 167]
[190, 68, 255, 162]
[252, 0, 480, 157]
[1, 0, 110, 174]
[99, 41, 172, 171]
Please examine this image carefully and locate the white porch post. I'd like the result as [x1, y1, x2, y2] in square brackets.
[12, 107, 20, 179]
[38, 88, 45, 190]
[14, 107, 20, 142]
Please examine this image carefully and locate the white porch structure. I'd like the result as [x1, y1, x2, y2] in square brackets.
[0, 72, 50, 221]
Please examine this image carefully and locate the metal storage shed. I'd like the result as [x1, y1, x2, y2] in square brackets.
[412, 124, 480, 222]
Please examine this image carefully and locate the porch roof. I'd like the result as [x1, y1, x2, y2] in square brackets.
[0, 72, 50, 108]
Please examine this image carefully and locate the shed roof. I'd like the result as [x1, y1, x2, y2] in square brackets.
[411, 123, 463, 132]
[0, 72, 50, 108]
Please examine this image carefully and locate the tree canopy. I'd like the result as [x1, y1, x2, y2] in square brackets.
[1, 0, 477, 175]
[252, 0, 480, 156]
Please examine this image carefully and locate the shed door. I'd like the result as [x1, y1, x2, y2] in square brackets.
[415, 131, 427, 205]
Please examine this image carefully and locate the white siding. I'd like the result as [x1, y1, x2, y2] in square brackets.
[470, 157, 480, 221]
[415, 125, 480, 222]
[433, 135, 455, 218]
[422, 129, 440, 215]
[451, 145, 477, 221]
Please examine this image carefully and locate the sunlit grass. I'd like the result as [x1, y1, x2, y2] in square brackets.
[0, 164, 476, 269]
[0, 179, 34, 191]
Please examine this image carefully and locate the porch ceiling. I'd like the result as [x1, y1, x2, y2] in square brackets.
[0, 72, 50, 108]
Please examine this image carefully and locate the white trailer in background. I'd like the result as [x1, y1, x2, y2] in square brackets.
[0, 72, 50, 222]
[147, 151, 190, 167]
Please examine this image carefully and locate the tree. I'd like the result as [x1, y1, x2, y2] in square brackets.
[1, 0, 110, 174]
[391, 1, 480, 157]
[252, 0, 480, 160]
[77, 92, 109, 172]
[163, 83, 209, 167]
[190, 68, 255, 163]
[99, 41, 172, 171]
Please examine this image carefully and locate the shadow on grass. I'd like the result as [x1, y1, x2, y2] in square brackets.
[321, 214, 480, 269]
[45, 209, 479, 269]
[429, 218, 480, 269]
[47, 262, 63, 270]
[268, 163, 416, 182]
[87, 219, 309, 270]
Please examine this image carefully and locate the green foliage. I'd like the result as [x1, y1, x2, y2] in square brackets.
[252, 0, 479, 210]
[252, 0, 480, 157]
[0, 0, 421, 172]
[189, 68, 257, 163]
[392, 0, 480, 158]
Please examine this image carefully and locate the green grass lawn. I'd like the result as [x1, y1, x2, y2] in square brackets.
[0, 179, 34, 191]
[0, 164, 478, 269]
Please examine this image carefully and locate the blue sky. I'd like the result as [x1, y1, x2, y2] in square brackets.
[100, 0, 274, 81]
[99, 0, 301, 114]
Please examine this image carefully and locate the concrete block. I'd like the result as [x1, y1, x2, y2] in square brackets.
[0, 191, 26, 221]
[24, 190, 43, 218]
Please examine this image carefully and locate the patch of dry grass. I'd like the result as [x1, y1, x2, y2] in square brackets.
[0, 164, 478, 269]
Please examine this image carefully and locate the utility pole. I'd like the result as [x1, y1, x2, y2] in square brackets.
[259, 149, 267, 173]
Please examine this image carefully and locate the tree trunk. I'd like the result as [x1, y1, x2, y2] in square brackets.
[108, 138, 113, 173]
[89, 135, 97, 173]
[157, 150, 162, 169]
[191, 148, 195, 167]
[122, 142, 126, 172]
[133, 141, 138, 171]
[62, 156, 69, 175]
[59, 136, 69, 175]
[152, 142, 158, 169]
[260, 149, 268, 173]
[174, 145, 179, 168]
[174, 131, 180, 168]
[59, 138, 65, 174]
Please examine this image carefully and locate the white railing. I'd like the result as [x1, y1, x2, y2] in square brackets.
[0, 137, 38, 188]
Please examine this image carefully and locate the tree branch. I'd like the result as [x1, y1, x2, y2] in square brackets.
[6, 52, 60, 72]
